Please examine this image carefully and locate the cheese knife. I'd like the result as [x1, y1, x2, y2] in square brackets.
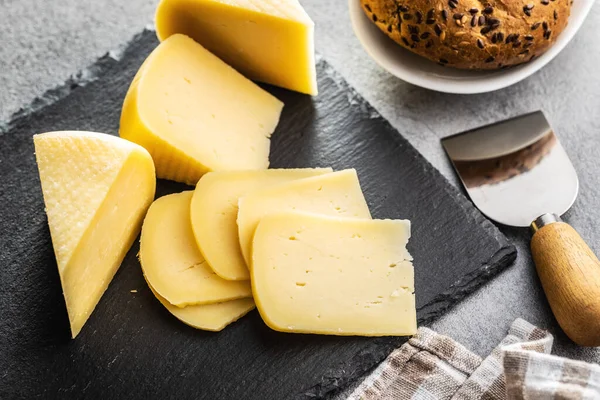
[442, 111, 600, 347]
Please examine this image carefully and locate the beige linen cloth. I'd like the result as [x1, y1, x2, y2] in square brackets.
[349, 319, 600, 399]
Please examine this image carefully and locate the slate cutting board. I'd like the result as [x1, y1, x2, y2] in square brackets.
[0, 30, 516, 399]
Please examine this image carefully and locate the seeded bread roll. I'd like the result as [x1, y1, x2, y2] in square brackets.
[360, 0, 571, 69]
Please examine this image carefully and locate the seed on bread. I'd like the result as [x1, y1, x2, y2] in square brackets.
[524, 4, 535, 17]
[415, 11, 423, 23]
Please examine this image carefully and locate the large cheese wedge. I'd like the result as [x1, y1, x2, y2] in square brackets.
[237, 169, 371, 266]
[120, 34, 284, 185]
[191, 168, 332, 281]
[140, 191, 251, 307]
[33, 131, 156, 338]
[155, 0, 317, 95]
[252, 212, 416, 336]
[147, 279, 255, 331]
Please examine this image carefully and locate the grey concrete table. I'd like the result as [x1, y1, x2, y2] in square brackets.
[1, 0, 599, 391]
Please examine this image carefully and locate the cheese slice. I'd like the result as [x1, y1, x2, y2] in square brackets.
[191, 168, 333, 281]
[155, 0, 317, 95]
[34, 131, 156, 338]
[252, 212, 416, 336]
[120, 34, 284, 185]
[237, 169, 371, 266]
[140, 191, 251, 307]
[147, 280, 255, 331]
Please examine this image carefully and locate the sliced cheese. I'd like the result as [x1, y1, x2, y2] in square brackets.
[120, 34, 284, 185]
[155, 0, 317, 95]
[147, 280, 255, 331]
[34, 131, 156, 338]
[252, 212, 416, 336]
[237, 169, 371, 266]
[140, 191, 252, 307]
[191, 168, 332, 281]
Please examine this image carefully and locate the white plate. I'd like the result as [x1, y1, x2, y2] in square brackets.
[349, 0, 595, 94]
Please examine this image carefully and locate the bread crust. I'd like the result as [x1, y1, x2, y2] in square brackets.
[360, 0, 571, 69]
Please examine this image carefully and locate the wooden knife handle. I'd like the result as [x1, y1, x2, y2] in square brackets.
[531, 220, 600, 347]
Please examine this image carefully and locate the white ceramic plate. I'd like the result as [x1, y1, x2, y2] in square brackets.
[349, 0, 595, 94]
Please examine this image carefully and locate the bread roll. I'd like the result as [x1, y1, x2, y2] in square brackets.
[360, 0, 571, 69]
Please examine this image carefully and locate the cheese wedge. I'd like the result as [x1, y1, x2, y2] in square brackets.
[237, 169, 371, 266]
[252, 212, 416, 336]
[33, 131, 156, 338]
[155, 0, 318, 95]
[190, 169, 332, 281]
[140, 191, 251, 307]
[120, 34, 284, 185]
[147, 280, 255, 331]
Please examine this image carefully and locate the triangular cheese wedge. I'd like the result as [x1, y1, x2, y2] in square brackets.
[140, 191, 252, 307]
[120, 34, 284, 185]
[155, 0, 317, 95]
[34, 131, 156, 338]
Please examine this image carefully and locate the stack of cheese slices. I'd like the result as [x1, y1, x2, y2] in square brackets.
[33, 0, 417, 338]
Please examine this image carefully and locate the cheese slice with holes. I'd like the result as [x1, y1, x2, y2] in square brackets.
[147, 279, 255, 331]
[191, 168, 332, 281]
[120, 34, 284, 185]
[155, 0, 317, 95]
[237, 169, 371, 266]
[34, 131, 156, 338]
[140, 191, 251, 307]
[252, 212, 416, 336]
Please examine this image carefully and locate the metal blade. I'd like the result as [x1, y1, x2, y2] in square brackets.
[442, 111, 579, 228]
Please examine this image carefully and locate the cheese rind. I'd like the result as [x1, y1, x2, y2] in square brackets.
[155, 0, 318, 95]
[191, 168, 333, 281]
[237, 169, 371, 266]
[147, 280, 255, 331]
[34, 131, 156, 338]
[252, 212, 416, 336]
[120, 34, 284, 185]
[140, 191, 252, 307]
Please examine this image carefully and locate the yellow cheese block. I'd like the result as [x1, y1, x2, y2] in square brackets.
[190, 168, 332, 281]
[252, 212, 416, 336]
[140, 191, 251, 307]
[237, 169, 371, 266]
[34, 131, 156, 338]
[147, 279, 255, 331]
[120, 34, 284, 185]
[155, 0, 317, 95]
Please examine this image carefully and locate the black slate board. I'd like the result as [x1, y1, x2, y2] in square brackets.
[0, 30, 516, 399]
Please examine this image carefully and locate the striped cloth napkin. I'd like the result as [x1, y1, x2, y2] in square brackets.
[348, 319, 600, 399]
